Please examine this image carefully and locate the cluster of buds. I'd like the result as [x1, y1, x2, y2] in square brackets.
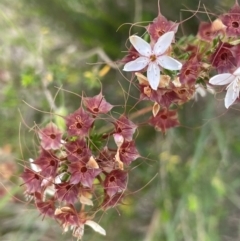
[21, 1, 240, 239]
[21, 91, 140, 239]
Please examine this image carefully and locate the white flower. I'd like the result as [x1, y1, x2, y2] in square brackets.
[85, 220, 106, 236]
[209, 67, 240, 108]
[72, 220, 106, 240]
[123, 31, 182, 90]
[193, 84, 215, 101]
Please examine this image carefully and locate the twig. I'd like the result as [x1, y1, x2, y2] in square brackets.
[143, 209, 160, 241]
[98, 106, 152, 134]
[77, 47, 122, 69]
[41, 77, 57, 111]
[134, 0, 143, 23]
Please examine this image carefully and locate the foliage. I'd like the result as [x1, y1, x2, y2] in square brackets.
[1, 0, 240, 241]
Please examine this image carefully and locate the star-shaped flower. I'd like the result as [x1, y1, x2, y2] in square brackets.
[55, 206, 106, 239]
[123, 31, 182, 90]
[209, 67, 240, 108]
[38, 122, 62, 150]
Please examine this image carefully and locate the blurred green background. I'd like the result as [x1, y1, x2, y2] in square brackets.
[1, 0, 240, 241]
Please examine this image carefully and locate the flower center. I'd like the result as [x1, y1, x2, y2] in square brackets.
[157, 29, 165, 37]
[161, 114, 167, 120]
[34, 174, 39, 180]
[76, 148, 82, 155]
[50, 159, 55, 166]
[109, 176, 116, 182]
[205, 31, 211, 36]
[185, 69, 191, 76]
[81, 166, 88, 173]
[93, 107, 99, 113]
[70, 116, 83, 131]
[76, 122, 82, 129]
[50, 134, 56, 139]
[75, 116, 83, 129]
[150, 54, 157, 62]
[117, 127, 122, 133]
[221, 52, 228, 61]
[232, 21, 239, 28]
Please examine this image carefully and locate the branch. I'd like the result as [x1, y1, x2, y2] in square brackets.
[77, 47, 122, 69]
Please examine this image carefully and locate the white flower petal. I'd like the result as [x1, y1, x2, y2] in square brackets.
[194, 84, 207, 99]
[29, 158, 41, 172]
[80, 195, 93, 206]
[55, 173, 64, 184]
[225, 82, 238, 108]
[157, 56, 182, 70]
[153, 31, 174, 55]
[206, 84, 215, 95]
[85, 220, 106, 236]
[73, 225, 84, 239]
[113, 133, 124, 147]
[152, 102, 160, 117]
[147, 62, 160, 90]
[233, 67, 240, 75]
[209, 74, 235, 85]
[129, 35, 151, 56]
[123, 57, 149, 72]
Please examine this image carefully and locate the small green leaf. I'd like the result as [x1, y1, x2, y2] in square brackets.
[187, 194, 199, 212]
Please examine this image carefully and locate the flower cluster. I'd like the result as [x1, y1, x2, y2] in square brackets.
[21, 1, 240, 239]
[206, 1, 240, 108]
[122, 0, 240, 133]
[21, 91, 139, 239]
[122, 12, 197, 133]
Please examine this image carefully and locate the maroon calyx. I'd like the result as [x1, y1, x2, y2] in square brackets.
[38, 123, 62, 150]
[35, 192, 55, 218]
[119, 140, 140, 165]
[101, 192, 124, 211]
[55, 182, 79, 204]
[21, 168, 42, 194]
[114, 115, 137, 141]
[122, 46, 140, 64]
[146, 13, 179, 42]
[68, 160, 101, 188]
[103, 169, 128, 197]
[210, 41, 237, 73]
[65, 138, 91, 162]
[34, 149, 59, 178]
[179, 55, 202, 86]
[66, 107, 94, 137]
[149, 108, 180, 134]
[220, 1, 240, 37]
[83, 92, 113, 115]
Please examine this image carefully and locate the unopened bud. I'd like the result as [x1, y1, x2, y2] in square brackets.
[86, 156, 99, 169]
[113, 133, 124, 148]
[152, 102, 160, 117]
